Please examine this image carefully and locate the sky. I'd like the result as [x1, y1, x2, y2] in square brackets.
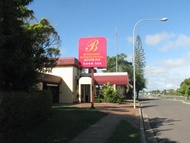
[28, 0, 190, 91]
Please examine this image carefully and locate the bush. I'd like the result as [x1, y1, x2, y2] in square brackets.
[101, 83, 124, 103]
[94, 94, 104, 103]
[0, 90, 53, 132]
[116, 95, 124, 104]
[94, 96, 101, 103]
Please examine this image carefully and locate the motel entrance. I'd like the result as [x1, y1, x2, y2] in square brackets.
[38, 73, 62, 103]
[81, 84, 90, 103]
[79, 77, 92, 103]
[43, 83, 59, 103]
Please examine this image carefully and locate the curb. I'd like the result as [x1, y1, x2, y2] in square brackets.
[140, 103, 158, 143]
[139, 104, 146, 143]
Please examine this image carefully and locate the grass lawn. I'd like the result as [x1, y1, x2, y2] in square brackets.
[107, 120, 141, 143]
[5, 106, 107, 143]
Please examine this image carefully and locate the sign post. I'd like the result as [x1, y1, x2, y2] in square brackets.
[78, 37, 106, 108]
[91, 67, 94, 108]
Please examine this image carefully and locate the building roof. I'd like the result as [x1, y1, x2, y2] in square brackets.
[56, 57, 78, 67]
[94, 72, 129, 85]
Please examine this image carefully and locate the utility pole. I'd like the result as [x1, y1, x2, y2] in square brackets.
[116, 27, 118, 72]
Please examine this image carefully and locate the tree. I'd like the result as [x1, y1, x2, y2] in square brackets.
[102, 53, 133, 98]
[0, 0, 35, 91]
[105, 56, 117, 72]
[177, 78, 190, 98]
[134, 35, 147, 99]
[185, 85, 190, 99]
[135, 35, 146, 74]
[27, 18, 61, 72]
[135, 73, 146, 98]
[103, 53, 132, 76]
[0, 0, 60, 91]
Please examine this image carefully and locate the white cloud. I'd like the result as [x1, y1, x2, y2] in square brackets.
[127, 36, 133, 43]
[175, 34, 190, 47]
[187, 51, 190, 57]
[159, 41, 175, 51]
[165, 83, 178, 89]
[159, 58, 187, 68]
[142, 32, 190, 91]
[145, 67, 184, 91]
[145, 32, 190, 52]
[160, 34, 190, 51]
[145, 32, 174, 46]
[145, 66, 166, 76]
[145, 58, 190, 91]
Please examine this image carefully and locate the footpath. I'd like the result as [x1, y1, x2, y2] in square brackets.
[69, 102, 143, 143]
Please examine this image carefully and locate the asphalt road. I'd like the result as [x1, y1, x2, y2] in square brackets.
[140, 95, 190, 143]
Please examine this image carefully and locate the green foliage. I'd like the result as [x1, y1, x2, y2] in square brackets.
[101, 83, 124, 103]
[0, 0, 60, 91]
[134, 35, 147, 99]
[185, 85, 190, 98]
[105, 56, 117, 72]
[136, 73, 146, 92]
[103, 53, 133, 99]
[94, 96, 103, 103]
[27, 18, 61, 72]
[103, 53, 132, 76]
[116, 95, 124, 104]
[135, 35, 146, 74]
[0, 90, 53, 132]
[0, 0, 37, 91]
[177, 78, 190, 97]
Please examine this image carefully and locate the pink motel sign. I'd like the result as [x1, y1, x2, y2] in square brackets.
[78, 37, 107, 68]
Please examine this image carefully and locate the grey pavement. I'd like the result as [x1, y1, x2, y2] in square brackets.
[70, 114, 121, 143]
[140, 96, 190, 143]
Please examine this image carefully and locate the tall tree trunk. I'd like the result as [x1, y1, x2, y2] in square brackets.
[136, 90, 139, 100]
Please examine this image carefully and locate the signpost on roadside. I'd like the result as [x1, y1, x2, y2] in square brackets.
[78, 37, 107, 108]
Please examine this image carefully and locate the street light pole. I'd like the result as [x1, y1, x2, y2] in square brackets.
[133, 18, 168, 108]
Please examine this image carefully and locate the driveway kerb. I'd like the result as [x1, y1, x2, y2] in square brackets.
[140, 102, 158, 143]
[139, 103, 146, 143]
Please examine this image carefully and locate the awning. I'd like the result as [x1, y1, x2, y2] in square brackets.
[94, 72, 129, 85]
[38, 73, 62, 84]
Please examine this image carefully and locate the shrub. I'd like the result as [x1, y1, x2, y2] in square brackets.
[116, 95, 124, 104]
[94, 96, 101, 103]
[101, 83, 124, 103]
[0, 90, 53, 132]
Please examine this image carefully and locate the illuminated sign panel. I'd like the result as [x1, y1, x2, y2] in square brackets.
[78, 37, 107, 68]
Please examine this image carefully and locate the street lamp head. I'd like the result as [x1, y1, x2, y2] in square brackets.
[160, 18, 168, 22]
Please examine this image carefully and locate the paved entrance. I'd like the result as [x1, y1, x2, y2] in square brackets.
[70, 102, 140, 143]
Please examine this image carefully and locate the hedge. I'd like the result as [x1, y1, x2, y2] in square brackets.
[0, 90, 53, 132]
